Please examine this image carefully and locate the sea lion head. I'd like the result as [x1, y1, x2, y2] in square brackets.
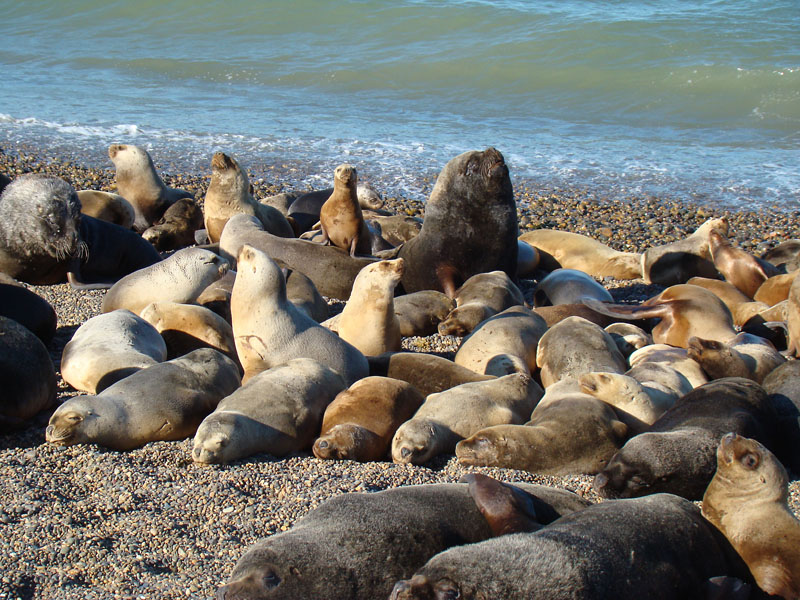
[46, 397, 100, 446]
[108, 143, 155, 170]
[209, 152, 249, 195]
[391, 418, 440, 465]
[216, 546, 286, 600]
[713, 432, 788, 504]
[235, 244, 287, 303]
[390, 574, 462, 600]
[312, 424, 379, 461]
[356, 181, 384, 210]
[192, 413, 237, 465]
[333, 163, 357, 187]
[455, 430, 505, 466]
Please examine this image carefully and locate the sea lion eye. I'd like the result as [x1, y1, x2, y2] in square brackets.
[741, 453, 759, 469]
[262, 571, 280, 588]
[436, 581, 461, 599]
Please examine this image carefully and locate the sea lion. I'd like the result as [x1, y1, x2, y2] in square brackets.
[0, 173, 10, 194]
[390, 493, 755, 600]
[785, 272, 800, 357]
[454, 305, 548, 376]
[702, 433, 800, 599]
[192, 358, 345, 464]
[762, 239, 800, 272]
[0, 315, 56, 430]
[762, 360, 800, 474]
[101, 247, 229, 315]
[584, 284, 737, 348]
[108, 144, 193, 232]
[641, 217, 728, 286]
[141, 197, 204, 251]
[203, 152, 294, 243]
[754, 270, 798, 306]
[687, 276, 770, 326]
[518, 229, 642, 279]
[286, 182, 386, 235]
[456, 394, 628, 475]
[391, 372, 542, 465]
[196, 270, 236, 323]
[709, 228, 779, 298]
[629, 343, 709, 388]
[61, 309, 168, 394]
[217, 481, 588, 600]
[367, 214, 421, 246]
[76, 190, 135, 229]
[367, 352, 494, 398]
[687, 332, 785, 384]
[0, 275, 57, 345]
[284, 268, 329, 323]
[594, 377, 780, 500]
[533, 268, 613, 307]
[312, 376, 425, 462]
[47, 348, 241, 451]
[516, 239, 540, 277]
[393, 290, 455, 337]
[536, 316, 627, 388]
[231, 244, 368, 385]
[437, 270, 525, 336]
[337, 259, 404, 356]
[532, 302, 617, 328]
[397, 148, 518, 297]
[318, 164, 371, 256]
[604, 322, 652, 358]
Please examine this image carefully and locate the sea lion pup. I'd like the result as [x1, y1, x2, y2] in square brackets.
[391, 373, 542, 465]
[584, 283, 737, 348]
[317, 163, 372, 256]
[437, 270, 525, 336]
[454, 305, 548, 376]
[641, 216, 728, 286]
[594, 377, 780, 501]
[0, 174, 85, 285]
[687, 276, 770, 326]
[217, 482, 587, 600]
[0, 275, 57, 345]
[47, 348, 240, 451]
[398, 147, 518, 297]
[687, 332, 785, 384]
[456, 394, 628, 475]
[231, 244, 368, 385]
[336, 258, 404, 356]
[367, 352, 494, 398]
[518, 229, 642, 279]
[393, 290, 455, 337]
[755, 270, 799, 306]
[709, 228, 779, 298]
[108, 144, 192, 232]
[61, 309, 168, 394]
[76, 190, 135, 229]
[389, 493, 756, 600]
[192, 358, 345, 464]
[287, 182, 386, 235]
[533, 268, 613, 307]
[203, 152, 294, 243]
[605, 322, 653, 358]
[312, 376, 425, 462]
[762, 239, 800, 272]
[141, 197, 204, 251]
[536, 316, 627, 388]
[629, 343, 709, 388]
[0, 316, 56, 430]
[140, 301, 237, 363]
[703, 433, 800, 599]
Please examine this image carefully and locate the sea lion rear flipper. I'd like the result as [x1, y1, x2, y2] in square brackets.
[461, 473, 542, 536]
[581, 298, 670, 321]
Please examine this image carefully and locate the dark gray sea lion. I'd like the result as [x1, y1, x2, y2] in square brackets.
[594, 377, 780, 500]
[393, 290, 455, 337]
[437, 270, 525, 337]
[762, 239, 800, 272]
[141, 196, 204, 251]
[0, 274, 57, 345]
[397, 148, 518, 297]
[367, 352, 494, 398]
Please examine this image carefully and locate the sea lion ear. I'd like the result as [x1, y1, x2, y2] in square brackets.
[703, 576, 752, 600]
[461, 473, 542, 536]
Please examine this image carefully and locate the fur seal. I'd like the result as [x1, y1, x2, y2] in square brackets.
[393, 290, 455, 337]
[367, 352, 494, 398]
[397, 148, 518, 297]
[203, 152, 294, 243]
[102, 247, 229, 315]
[687, 332, 785, 384]
[231, 244, 368, 385]
[61, 309, 168, 394]
[0, 315, 56, 430]
[437, 270, 525, 337]
[0, 275, 57, 345]
[709, 228, 779, 298]
[192, 358, 345, 464]
[76, 190, 135, 229]
[312, 376, 425, 462]
[518, 229, 642, 279]
[702, 433, 800, 599]
[47, 348, 241, 450]
[337, 259, 404, 356]
[754, 270, 798, 306]
[391, 372, 542, 465]
[533, 268, 613, 307]
[641, 217, 728, 286]
[629, 343, 709, 388]
[108, 144, 192, 232]
[141, 197, 204, 251]
[687, 276, 770, 326]
[318, 164, 372, 256]
[762, 239, 800, 273]
[594, 377, 780, 500]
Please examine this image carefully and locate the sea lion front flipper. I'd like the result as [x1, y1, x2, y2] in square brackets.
[461, 472, 542, 536]
[67, 270, 115, 291]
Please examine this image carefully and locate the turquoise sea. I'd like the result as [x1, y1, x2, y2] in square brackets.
[0, 0, 798, 208]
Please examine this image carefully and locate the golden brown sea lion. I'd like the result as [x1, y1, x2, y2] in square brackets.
[319, 164, 371, 256]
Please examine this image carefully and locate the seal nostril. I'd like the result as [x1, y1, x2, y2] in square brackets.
[401, 447, 411, 458]
[318, 440, 328, 449]
[593, 472, 609, 489]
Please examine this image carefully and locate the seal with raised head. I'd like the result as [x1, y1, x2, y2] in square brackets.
[702, 433, 800, 600]
[141, 197, 204, 251]
[318, 163, 372, 256]
[708, 228, 780, 298]
[76, 190, 135, 229]
[629, 343, 709, 388]
[437, 270, 525, 337]
[687, 332, 785, 384]
[367, 352, 494, 398]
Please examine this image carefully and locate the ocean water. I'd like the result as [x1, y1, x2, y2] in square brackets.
[0, 0, 798, 209]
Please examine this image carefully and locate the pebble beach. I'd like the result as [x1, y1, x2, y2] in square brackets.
[0, 145, 799, 600]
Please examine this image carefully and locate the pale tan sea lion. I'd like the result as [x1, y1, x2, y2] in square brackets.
[687, 276, 770, 327]
[628, 343, 708, 388]
[708, 228, 779, 298]
[393, 290, 455, 337]
[76, 190, 135, 229]
[754, 270, 799, 306]
[141, 196, 204, 251]
[533, 268, 613, 307]
[319, 164, 371, 256]
[762, 240, 800, 272]
[532, 302, 617, 328]
[108, 144, 193, 232]
[702, 433, 800, 599]
[313, 376, 425, 462]
[687, 332, 786, 384]
[437, 270, 525, 337]
[518, 229, 642, 279]
[367, 352, 494, 398]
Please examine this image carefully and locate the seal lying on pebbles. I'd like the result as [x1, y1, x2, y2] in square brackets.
[437, 271, 525, 337]
[397, 148, 518, 296]
[533, 268, 613, 307]
[629, 343, 709, 388]
[203, 152, 294, 243]
[76, 190, 135, 229]
[702, 433, 800, 600]
[192, 358, 345, 464]
[318, 164, 372, 256]
[0, 315, 56, 430]
[61, 309, 167, 394]
[518, 228, 642, 279]
[102, 247, 229, 315]
[762, 239, 800, 273]
[367, 352, 494, 398]
[393, 290, 455, 337]
[108, 144, 193, 232]
[709, 228, 780, 298]
[47, 348, 241, 451]
[312, 376, 425, 462]
[141, 197, 204, 251]
[218, 481, 587, 600]
[687, 332, 785, 384]
[0, 274, 57, 345]
[389, 493, 754, 600]
[231, 244, 368, 385]
[391, 372, 542, 465]
[594, 377, 780, 500]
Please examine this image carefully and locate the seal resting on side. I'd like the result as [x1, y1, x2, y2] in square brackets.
[76, 190, 135, 229]
[437, 270, 525, 337]
[687, 332, 785, 384]
[141, 197, 204, 251]
[367, 352, 494, 398]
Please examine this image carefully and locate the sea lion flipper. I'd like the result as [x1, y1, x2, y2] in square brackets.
[581, 297, 669, 321]
[67, 271, 115, 291]
[461, 473, 542, 536]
